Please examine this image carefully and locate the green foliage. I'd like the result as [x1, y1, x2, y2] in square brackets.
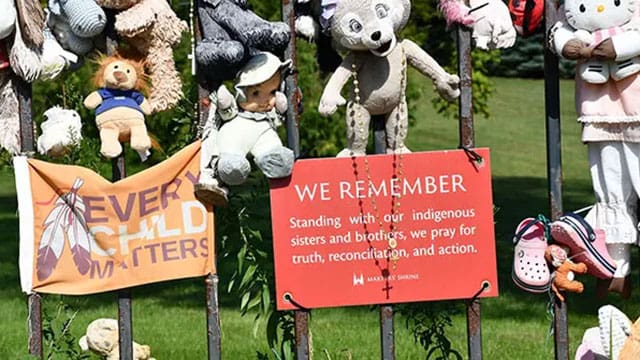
[398, 302, 464, 360]
[486, 32, 576, 79]
[217, 177, 295, 359]
[42, 297, 89, 360]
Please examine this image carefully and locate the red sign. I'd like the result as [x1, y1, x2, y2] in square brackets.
[270, 149, 498, 310]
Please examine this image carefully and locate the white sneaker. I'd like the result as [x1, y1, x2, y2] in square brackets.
[579, 61, 610, 84]
[610, 57, 640, 81]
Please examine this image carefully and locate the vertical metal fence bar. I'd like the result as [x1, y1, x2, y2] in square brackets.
[281, 0, 301, 157]
[281, 1, 308, 359]
[543, 1, 568, 359]
[372, 114, 395, 360]
[103, 9, 134, 359]
[379, 303, 395, 360]
[206, 274, 222, 360]
[16, 73, 42, 358]
[457, 22, 482, 360]
[192, 1, 223, 356]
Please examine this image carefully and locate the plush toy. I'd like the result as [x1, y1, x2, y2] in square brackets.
[195, 52, 294, 206]
[79, 318, 155, 360]
[297, 0, 515, 54]
[195, 0, 290, 82]
[0, 72, 19, 155]
[46, 10, 95, 56]
[84, 54, 152, 159]
[0, 1, 19, 155]
[620, 315, 640, 359]
[544, 244, 588, 302]
[37, 106, 82, 157]
[15, 0, 46, 47]
[553, 0, 640, 84]
[575, 305, 632, 360]
[95, 0, 187, 113]
[317, 0, 460, 156]
[48, 0, 106, 39]
[0, 0, 16, 40]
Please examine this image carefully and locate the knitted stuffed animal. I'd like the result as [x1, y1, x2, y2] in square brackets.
[48, 0, 106, 40]
[37, 106, 83, 157]
[195, 0, 290, 82]
[545, 244, 588, 302]
[96, 0, 188, 113]
[318, 0, 460, 156]
[553, 0, 640, 84]
[84, 54, 152, 159]
[79, 318, 155, 360]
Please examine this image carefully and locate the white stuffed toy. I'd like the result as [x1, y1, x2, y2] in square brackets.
[0, 0, 18, 155]
[79, 318, 155, 360]
[553, 0, 640, 83]
[318, 0, 460, 157]
[196, 52, 294, 206]
[37, 106, 82, 157]
[296, 0, 516, 51]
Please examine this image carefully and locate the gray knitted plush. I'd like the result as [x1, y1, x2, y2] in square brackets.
[49, 0, 106, 38]
[196, 0, 290, 81]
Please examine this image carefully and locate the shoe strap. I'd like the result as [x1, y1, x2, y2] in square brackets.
[560, 212, 595, 242]
[513, 215, 550, 245]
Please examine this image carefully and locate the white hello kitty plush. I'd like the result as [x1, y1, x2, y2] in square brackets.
[563, 0, 640, 83]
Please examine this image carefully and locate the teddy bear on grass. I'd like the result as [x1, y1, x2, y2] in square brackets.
[79, 318, 155, 360]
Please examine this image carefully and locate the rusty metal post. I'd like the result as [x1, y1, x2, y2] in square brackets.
[294, 310, 311, 359]
[206, 274, 222, 360]
[281, 0, 301, 157]
[282, 1, 309, 359]
[380, 304, 395, 359]
[16, 73, 42, 358]
[372, 114, 395, 360]
[192, 1, 223, 358]
[102, 9, 134, 360]
[543, 1, 568, 359]
[457, 20, 482, 360]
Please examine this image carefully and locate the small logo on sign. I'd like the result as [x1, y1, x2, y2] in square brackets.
[353, 273, 364, 286]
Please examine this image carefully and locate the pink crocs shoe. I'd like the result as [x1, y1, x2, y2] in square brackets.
[512, 217, 551, 293]
[550, 213, 616, 280]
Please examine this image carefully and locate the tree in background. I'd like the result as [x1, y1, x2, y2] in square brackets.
[486, 30, 576, 79]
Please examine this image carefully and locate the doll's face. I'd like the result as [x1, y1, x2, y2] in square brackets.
[238, 72, 281, 112]
[103, 60, 139, 90]
[565, 0, 636, 31]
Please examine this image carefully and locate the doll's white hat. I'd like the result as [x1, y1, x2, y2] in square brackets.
[235, 52, 292, 88]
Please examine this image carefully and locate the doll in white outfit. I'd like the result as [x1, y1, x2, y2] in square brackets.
[195, 52, 295, 206]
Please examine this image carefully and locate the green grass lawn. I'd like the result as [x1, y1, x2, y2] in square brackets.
[2, 77, 638, 359]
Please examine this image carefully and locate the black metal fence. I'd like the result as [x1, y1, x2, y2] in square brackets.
[18, 0, 568, 359]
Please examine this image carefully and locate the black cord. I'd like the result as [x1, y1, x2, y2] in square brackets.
[284, 293, 310, 311]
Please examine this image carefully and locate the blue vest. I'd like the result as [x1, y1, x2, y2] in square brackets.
[95, 88, 145, 116]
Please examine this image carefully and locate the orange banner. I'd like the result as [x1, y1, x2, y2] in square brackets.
[14, 142, 215, 295]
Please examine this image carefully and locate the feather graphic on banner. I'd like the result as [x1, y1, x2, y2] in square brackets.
[65, 178, 91, 275]
[36, 178, 92, 281]
[36, 198, 66, 281]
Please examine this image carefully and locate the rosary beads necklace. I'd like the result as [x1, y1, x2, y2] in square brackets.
[349, 47, 407, 270]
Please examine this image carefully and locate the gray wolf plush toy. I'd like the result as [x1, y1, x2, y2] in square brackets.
[318, 0, 461, 156]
